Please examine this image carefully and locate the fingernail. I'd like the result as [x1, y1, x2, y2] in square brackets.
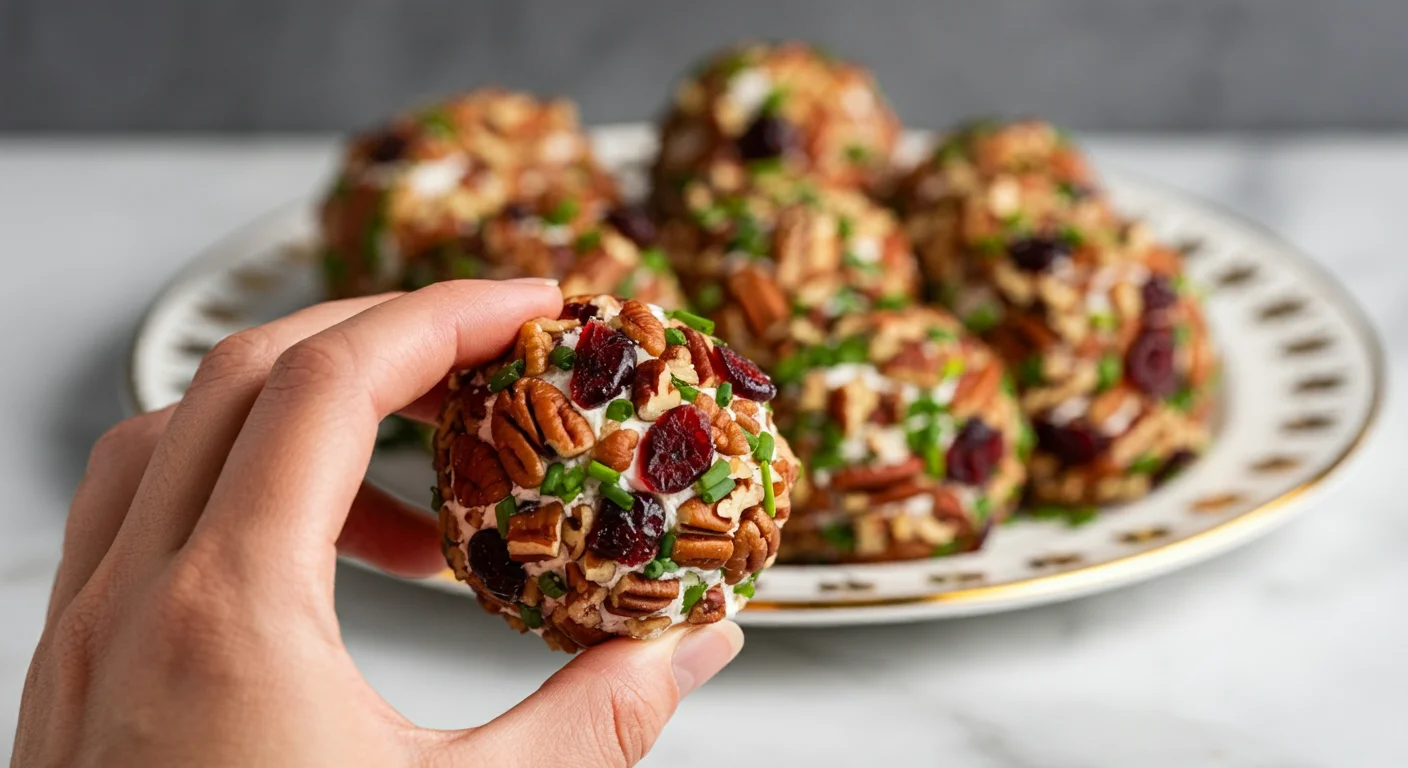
[671, 621, 744, 697]
[505, 277, 559, 287]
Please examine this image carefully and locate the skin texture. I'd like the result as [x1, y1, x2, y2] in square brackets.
[12, 280, 744, 768]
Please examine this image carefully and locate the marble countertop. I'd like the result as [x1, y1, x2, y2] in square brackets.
[0, 136, 1403, 767]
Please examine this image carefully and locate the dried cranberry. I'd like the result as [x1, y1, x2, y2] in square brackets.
[467, 529, 525, 601]
[501, 202, 531, 221]
[1035, 419, 1108, 466]
[639, 404, 715, 493]
[605, 205, 658, 248]
[587, 491, 666, 566]
[1126, 327, 1178, 397]
[559, 301, 600, 323]
[1008, 237, 1070, 273]
[1154, 449, 1198, 485]
[715, 345, 777, 402]
[549, 244, 577, 271]
[736, 114, 796, 161]
[366, 130, 409, 164]
[946, 418, 1005, 485]
[1141, 275, 1179, 314]
[570, 321, 636, 408]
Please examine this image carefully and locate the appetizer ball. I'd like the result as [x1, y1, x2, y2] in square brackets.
[775, 307, 1028, 563]
[434, 295, 799, 652]
[660, 173, 920, 367]
[320, 88, 618, 298]
[652, 41, 900, 215]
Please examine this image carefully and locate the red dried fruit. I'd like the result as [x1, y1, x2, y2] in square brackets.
[468, 529, 526, 601]
[605, 205, 658, 248]
[587, 491, 666, 566]
[1126, 327, 1178, 397]
[946, 418, 1005, 485]
[639, 404, 715, 493]
[1034, 419, 1108, 467]
[1009, 236, 1070, 273]
[715, 344, 777, 402]
[559, 301, 600, 323]
[736, 114, 797, 161]
[366, 129, 408, 163]
[570, 320, 637, 409]
[1141, 275, 1179, 315]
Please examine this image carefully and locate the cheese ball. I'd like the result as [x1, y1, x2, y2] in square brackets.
[652, 41, 900, 215]
[896, 120, 1216, 507]
[319, 89, 618, 298]
[433, 295, 798, 652]
[775, 307, 1028, 563]
[660, 173, 920, 368]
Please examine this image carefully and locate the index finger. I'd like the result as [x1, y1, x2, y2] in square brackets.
[189, 280, 561, 581]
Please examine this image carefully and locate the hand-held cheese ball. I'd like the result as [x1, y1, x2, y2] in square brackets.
[652, 41, 900, 215]
[319, 89, 619, 298]
[775, 307, 1029, 563]
[434, 295, 798, 651]
[896, 120, 1217, 508]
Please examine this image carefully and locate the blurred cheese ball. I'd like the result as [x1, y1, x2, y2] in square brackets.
[652, 41, 900, 215]
[434, 295, 798, 652]
[660, 173, 920, 367]
[896, 120, 1217, 508]
[775, 307, 1029, 563]
[319, 89, 618, 298]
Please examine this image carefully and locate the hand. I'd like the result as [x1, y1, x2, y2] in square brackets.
[14, 281, 744, 767]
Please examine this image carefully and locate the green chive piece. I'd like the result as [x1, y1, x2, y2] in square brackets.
[1097, 353, 1123, 392]
[927, 326, 957, 343]
[1167, 386, 1196, 412]
[761, 461, 776, 517]
[1018, 355, 1045, 386]
[681, 583, 708, 615]
[837, 216, 854, 240]
[1174, 323, 1192, 346]
[820, 522, 855, 550]
[518, 604, 543, 629]
[875, 293, 910, 310]
[643, 559, 665, 580]
[666, 309, 715, 335]
[1017, 422, 1036, 461]
[715, 382, 733, 407]
[538, 572, 567, 599]
[664, 327, 687, 346]
[1066, 506, 1099, 527]
[495, 496, 516, 537]
[420, 109, 456, 137]
[924, 443, 946, 478]
[974, 495, 992, 523]
[545, 197, 578, 225]
[605, 399, 634, 422]
[488, 360, 524, 392]
[549, 345, 576, 371]
[1090, 311, 1118, 332]
[659, 533, 677, 559]
[698, 477, 736, 504]
[943, 356, 966, 380]
[430, 485, 444, 512]
[542, 463, 566, 497]
[1058, 225, 1084, 247]
[965, 304, 1000, 333]
[1129, 453, 1162, 474]
[601, 482, 634, 510]
[733, 580, 756, 598]
[697, 460, 732, 491]
[754, 432, 775, 462]
[560, 466, 587, 503]
[932, 541, 963, 557]
[973, 235, 1006, 255]
[641, 247, 670, 274]
[660, 558, 679, 574]
[573, 230, 602, 253]
[694, 283, 724, 312]
[742, 429, 760, 453]
[760, 87, 787, 115]
[672, 376, 699, 402]
[587, 460, 621, 485]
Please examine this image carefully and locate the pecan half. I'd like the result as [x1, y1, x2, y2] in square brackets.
[725, 505, 778, 584]
[618, 299, 667, 356]
[562, 504, 593, 560]
[625, 615, 673, 639]
[831, 457, 924, 492]
[506, 501, 564, 562]
[670, 532, 734, 569]
[514, 320, 553, 377]
[727, 265, 790, 337]
[695, 395, 749, 456]
[730, 398, 761, 435]
[605, 573, 680, 617]
[490, 415, 547, 488]
[450, 434, 511, 506]
[593, 427, 640, 472]
[676, 497, 733, 534]
[632, 359, 681, 421]
[551, 606, 612, 649]
[687, 585, 728, 625]
[951, 360, 1003, 420]
[682, 327, 721, 386]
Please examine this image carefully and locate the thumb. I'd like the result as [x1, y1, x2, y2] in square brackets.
[451, 621, 743, 767]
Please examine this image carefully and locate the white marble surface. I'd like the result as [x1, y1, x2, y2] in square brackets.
[0, 137, 1403, 766]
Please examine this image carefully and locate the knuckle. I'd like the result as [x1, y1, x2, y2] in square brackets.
[147, 555, 234, 650]
[264, 332, 356, 397]
[87, 413, 161, 468]
[195, 328, 282, 388]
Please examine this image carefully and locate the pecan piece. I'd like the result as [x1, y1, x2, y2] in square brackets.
[605, 573, 680, 617]
[661, 344, 699, 385]
[551, 606, 613, 649]
[490, 415, 546, 488]
[730, 398, 761, 435]
[831, 457, 924, 492]
[625, 615, 673, 639]
[582, 553, 616, 584]
[726, 265, 790, 337]
[687, 586, 728, 625]
[514, 320, 553, 377]
[676, 497, 733, 534]
[494, 377, 595, 463]
[632, 359, 681, 421]
[694, 393, 749, 456]
[562, 504, 594, 560]
[593, 427, 640, 473]
[715, 478, 764, 526]
[618, 299, 667, 356]
[951, 361, 1003, 420]
[670, 532, 734, 570]
[682, 327, 721, 386]
[829, 378, 880, 436]
[449, 435, 511, 506]
[724, 505, 777, 584]
[506, 501, 564, 562]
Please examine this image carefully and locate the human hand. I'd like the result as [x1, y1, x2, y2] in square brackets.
[14, 281, 744, 767]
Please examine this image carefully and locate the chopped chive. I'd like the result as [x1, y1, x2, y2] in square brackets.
[495, 496, 516, 537]
[660, 558, 679, 574]
[927, 326, 957, 343]
[601, 482, 634, 510]
[544, 197, 578, 225]
[1058, 225, 1084, 247]
[694, 282, 725, 312]
[715, 382, 733, 407]
[741, 428, 760, 453]
[1017, 422, 1036, 460]
[697, 460, 732, 491]
[573, 230, 602, 253]
[1167, 386, 1196, 412]
[1096, 353, 1123, 392]
[587, 460, 621, 485]
[1129, 453, 1162, 474]
[549, 345, 576, 371]
[1018, 355, 1045, 386]
[943, 356, 966, 380]
[488, 360, 524, 392]
[820, 522, 855, 550]
[923, 443, 946, 478]
[538, 572, 567, 599]
[837, 216, 855, 240]
[974, 495, 992, 524]
[420, 109, 456, 137]
[659, 533, 677, 559]
[1174, 323, 1192, 346]
[672, 376, 699, 402]
[907, 394, 943, 417]
[965, 304, 1000, 333]
[1065, 506, 1099, 527]
[698, 477, 736, 504]
[844, 143, 871, 163]
[875, 293, 910, 310]
[1090, 311, 1118, 332]
[518, 604, 543, 629]
[753, 432, 775, 462]
[643, 559, 665, 580]
[430, 485, 444, 512]
[560, 466, 587, 503]
[681, 583, 708, 615]
[605, 399, 634, 422]
[541, 463, 565, 497]
[641, 247, 670, 274]
[664, 328, 687, 347]
[733, 580, 756, 598]
[973, 235, 1006, 255]
[761, 461, 776, 517]
[932, 540, 963, 557]
[760, 87, 787, 115]
[666, 309, 715, 335]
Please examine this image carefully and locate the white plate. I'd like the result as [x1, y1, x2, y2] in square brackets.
[127, 125, 1384, 626]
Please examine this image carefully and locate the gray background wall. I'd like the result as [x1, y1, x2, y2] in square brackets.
[3, 0, 1405, 133]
